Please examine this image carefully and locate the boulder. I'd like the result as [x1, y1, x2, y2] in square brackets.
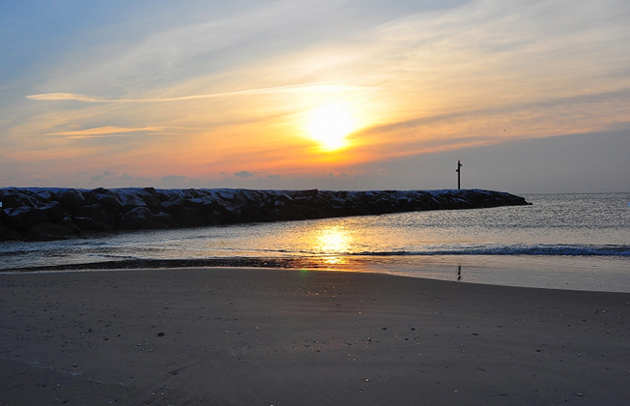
[181, 207, 207, 227]
[1, 206, 48, 232]
[59, 189, 85, 213]
[154, 211, 176, 228]
[26, 222, 78, 241]
[85, 188, 123, 213]
[139, 188, 162, 212]
[0, 225, 23, 241]
[42, 201, 64, 223]
[32, 189, 57, 204]
[119, 207, 156, 230]
[70, 204, 116, 232]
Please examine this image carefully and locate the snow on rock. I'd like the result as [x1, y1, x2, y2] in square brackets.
[0, 187, 530, 241]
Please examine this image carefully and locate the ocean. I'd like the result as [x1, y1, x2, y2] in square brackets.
[1, 192, 629, 292]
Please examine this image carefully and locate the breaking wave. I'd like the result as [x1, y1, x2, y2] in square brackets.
[354, 244, 630, 257]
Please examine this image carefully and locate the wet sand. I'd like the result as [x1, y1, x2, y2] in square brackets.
[1, 267, 629, 405]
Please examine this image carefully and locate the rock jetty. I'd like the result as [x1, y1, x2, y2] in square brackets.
[0, 187, 530, 241]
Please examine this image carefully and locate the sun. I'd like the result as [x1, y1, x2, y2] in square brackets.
[306, 103, 355, 151]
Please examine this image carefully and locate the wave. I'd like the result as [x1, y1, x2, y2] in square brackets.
[352, 244, 630, 257]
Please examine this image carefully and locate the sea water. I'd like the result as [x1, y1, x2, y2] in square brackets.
[1, 193, 629, 292]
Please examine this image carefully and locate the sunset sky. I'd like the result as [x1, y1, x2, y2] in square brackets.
[1, 0, 629, 193]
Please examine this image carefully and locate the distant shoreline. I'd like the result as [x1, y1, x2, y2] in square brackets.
[0, 187, 530, 242]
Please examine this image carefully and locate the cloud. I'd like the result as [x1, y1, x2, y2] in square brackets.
[26, 82, 347, 104]
[47, 126, 165, 138]
[362, 88, 630, 137]
[161, 175, 191, 187]
[87, 170, 137, 186]
[26, 93, 104, 102]
[234, 170, 255, 178]
[21, 1, 361, 96]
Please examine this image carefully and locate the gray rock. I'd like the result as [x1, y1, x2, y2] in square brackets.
[2, 206, 48, 232]
[0, 225, 23, 241]
[42, 201, 64, 223]
[26, 222, 78, 241]
[119, 207, 156, 230]
[59, 189, 85, 213]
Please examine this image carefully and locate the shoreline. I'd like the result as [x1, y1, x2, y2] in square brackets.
[1, 267, 628, 405]
[3, 253, 629, 294]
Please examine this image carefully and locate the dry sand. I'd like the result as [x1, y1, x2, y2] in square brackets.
[1, 267, 629, 405]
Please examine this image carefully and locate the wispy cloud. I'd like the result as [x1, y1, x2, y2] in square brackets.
[47, 126, 165, 138]
[27, 82, 345, 104]
[26, 93, 105, 103]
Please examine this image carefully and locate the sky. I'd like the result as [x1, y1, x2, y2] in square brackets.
[1, 0, 629, 193]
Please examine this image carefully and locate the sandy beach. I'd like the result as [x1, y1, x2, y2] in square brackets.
[1, 267, 629, 405]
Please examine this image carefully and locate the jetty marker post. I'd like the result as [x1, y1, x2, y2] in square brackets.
[456, 159, 462, 189]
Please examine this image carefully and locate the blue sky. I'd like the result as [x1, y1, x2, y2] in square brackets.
[1, 0, 629, 192]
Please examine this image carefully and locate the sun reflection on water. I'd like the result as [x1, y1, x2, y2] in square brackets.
[312, 224, 354, 265]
